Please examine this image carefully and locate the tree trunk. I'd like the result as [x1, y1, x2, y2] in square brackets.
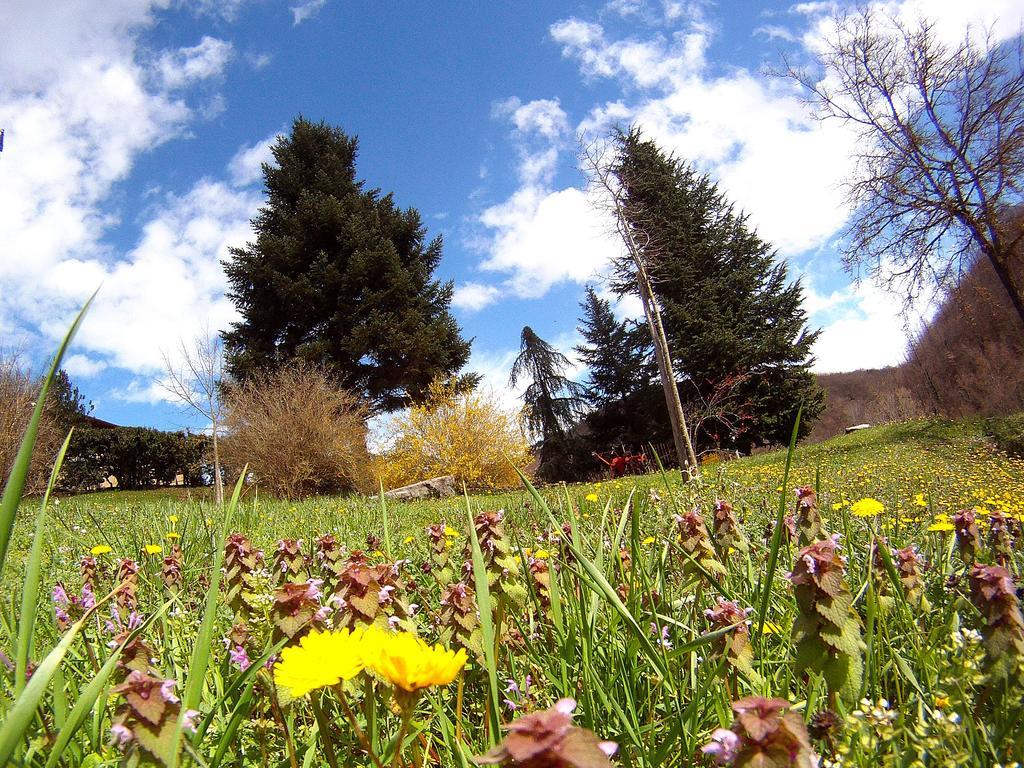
[634, 260, 700, 475]
[984, 244, 1024, 332]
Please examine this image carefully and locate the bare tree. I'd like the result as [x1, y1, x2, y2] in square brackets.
[161, 328, 225, 504]
[580, 136, 700, 475]
[783, 9, 1024, 323]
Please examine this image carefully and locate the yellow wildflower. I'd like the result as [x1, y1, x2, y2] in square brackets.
[168, 515, 179, 523]
[928, 519, 954, 532]
[913, 493, 927, 508]
[144, 544, 162, 555]
[166, 532, 181, 540]
[585, 493, 598, 502]
[850, 498, 884, 518]
[444, 526, 459, 537]
[274, 627, 368, 698]
[642, 536, 656, 546]
[403, 535, 414, 544]
[90, 544, 112, 556]
[533, 549, 550, 559]
[365, 630, 466, 693]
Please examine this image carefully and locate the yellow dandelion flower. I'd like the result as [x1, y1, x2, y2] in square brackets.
[144, 544, 163, 555]
[166, 532, 181, 540]
[366, 630, 467, 693]
[850, 498, 884, 518]
[444, 526, 459, 537]
[403, 535, 414, 544]
[913, 493, 927, 508]
[372, 550, 384, 558]
[90, 544, 112, 556]
[762, 621, 783, 635]
[168, 515, 179, 523]
[642, 536, 656, 546]
[585, 493, 598, 502]
[274, 628, 368, 698]
[533, 549, 550, 559]
[928, 520, 954, 532]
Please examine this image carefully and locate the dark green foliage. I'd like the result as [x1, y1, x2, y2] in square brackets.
[61, 427, 207, 491]
[510, 326, 587, 480]
[222, 117, 474, 412]
[50, 370, 93, 428]
[575, 286, 654, 408]
[611, 128, 824, 451]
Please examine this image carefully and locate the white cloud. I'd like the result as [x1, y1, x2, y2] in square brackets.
[228, 132, 280, 187]
[493, 97, 569, 141]
[291, 0, 327, 25]
[479, 186, 621, 298]
[60, 179, 261, 375]
[811, 282, 919, 372]
[0, 0, 264, 387]
[452, 283, 502, 313]
[63, 353, 108, 378]
[156, 36, 233, 90]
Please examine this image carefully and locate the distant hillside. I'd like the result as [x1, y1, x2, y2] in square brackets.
[809, 223, 1024, 443]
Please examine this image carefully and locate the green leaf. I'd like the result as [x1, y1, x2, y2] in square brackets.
[754, 404, 802, 642]
[16, 429, 73, 697]
[466, 488, 501, 743]
[168, 468, 245, 767]
[0, 291, 95, 580]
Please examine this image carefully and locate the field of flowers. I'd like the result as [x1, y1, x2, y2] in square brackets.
[2, 410, 1023, 767]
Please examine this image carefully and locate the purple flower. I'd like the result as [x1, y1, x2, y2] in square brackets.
[127, 612, 143, 630]
[702, 728, 740, 765]
[304, 579, 323, 601]
[110, 723, 133, 747]
[81, 583, 96, 609]
[230, 645, 251, 671]
[182, 709, 200, 733]
[160, 679, 180, 703]
[378, 585, 395, 605]
[52, 584, 69, 606]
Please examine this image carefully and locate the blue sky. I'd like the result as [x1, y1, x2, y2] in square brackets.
[2, 0, 1022, 431]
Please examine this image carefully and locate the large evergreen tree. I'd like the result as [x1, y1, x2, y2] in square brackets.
[574, 286, 653, 408]
[613, 128, 823, 450]
[222, 118, 474, 412]
[509, 326, 586, 480]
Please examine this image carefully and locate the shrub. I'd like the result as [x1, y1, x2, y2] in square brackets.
[374, 378, 532, 491]
[0, 355, 63, 494]
[222, 362, 370, 498]
[61, 427, 207, 490]
[985, 413, 1024, 458]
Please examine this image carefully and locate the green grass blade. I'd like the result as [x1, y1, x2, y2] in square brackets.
[513, 466, 670, 681]
[378, 482, 393, 559]
[0, 587, 113, 765]
[0, 291, 95, 579]
[45, 602, 173, 768]
[754, 404, 802, 642]
[465, 487, 501, 742]
[16, 429, 74, 696]
[169, 468, 245, 767]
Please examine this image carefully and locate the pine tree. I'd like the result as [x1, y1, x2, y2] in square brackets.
[574, 286, 652, 408]
[509, 327, 586, 480]
[222, 118, 475, 412]
[612, 128, 823, 450]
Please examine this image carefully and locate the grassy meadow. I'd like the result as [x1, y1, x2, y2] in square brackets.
[2, 415, 1023, 766]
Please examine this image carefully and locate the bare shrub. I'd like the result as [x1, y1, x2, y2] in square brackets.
[222, 363, 371, 499]
[0, 353, 63, 494]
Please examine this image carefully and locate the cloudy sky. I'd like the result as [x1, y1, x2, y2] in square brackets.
[2, 0, 1021, 429]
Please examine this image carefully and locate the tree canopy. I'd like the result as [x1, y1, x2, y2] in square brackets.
[222, 117, 475, 412]
[510, 326, 586, 480]
[611, 128, 823, 449]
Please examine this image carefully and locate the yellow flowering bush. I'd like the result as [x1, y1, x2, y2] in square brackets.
[374, 378, 532, 491]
